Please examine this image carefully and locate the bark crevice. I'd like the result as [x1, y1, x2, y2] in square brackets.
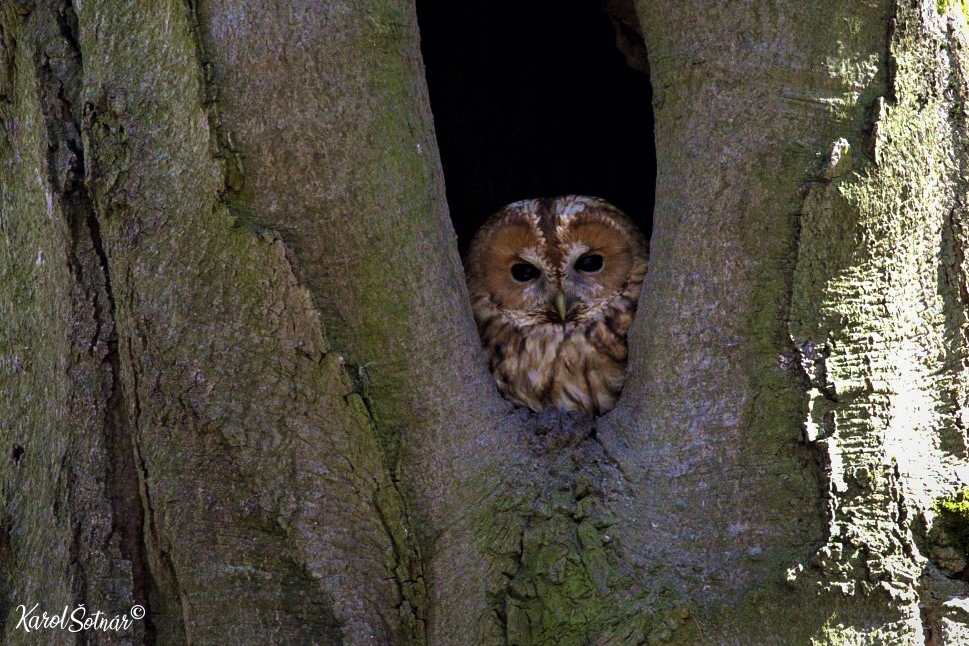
[350, 363, 429, 646]
[33, 2, 157, 641]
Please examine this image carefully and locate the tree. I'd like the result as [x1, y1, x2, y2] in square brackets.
[0, 0, 968, 644]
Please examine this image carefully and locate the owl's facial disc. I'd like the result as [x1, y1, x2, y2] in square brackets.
[464, 197, 647, 332]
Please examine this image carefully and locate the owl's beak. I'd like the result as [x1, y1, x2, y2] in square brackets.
[554, 291, 568, 321]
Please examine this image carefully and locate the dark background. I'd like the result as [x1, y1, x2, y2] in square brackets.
[416, 0, 656, 256]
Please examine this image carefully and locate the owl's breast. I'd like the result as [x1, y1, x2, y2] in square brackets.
[484, 313, 630, 416]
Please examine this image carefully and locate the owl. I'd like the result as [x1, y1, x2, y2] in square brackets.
[464, 196, 649, 415]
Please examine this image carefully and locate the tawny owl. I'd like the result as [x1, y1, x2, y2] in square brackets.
[464, 196, 649, 415]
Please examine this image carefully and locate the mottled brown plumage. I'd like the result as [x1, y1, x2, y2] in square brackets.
[464, 196, 649, 415]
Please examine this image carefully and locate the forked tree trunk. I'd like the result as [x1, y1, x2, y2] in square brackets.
[1, 0, 968, 644]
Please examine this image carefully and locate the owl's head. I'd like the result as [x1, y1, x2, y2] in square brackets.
[464, 196, 648, 327]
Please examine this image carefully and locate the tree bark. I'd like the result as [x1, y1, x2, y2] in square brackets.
[0, 0, 968, 644]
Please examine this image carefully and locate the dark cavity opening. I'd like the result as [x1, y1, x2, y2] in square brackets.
[416, 0, 656, 256]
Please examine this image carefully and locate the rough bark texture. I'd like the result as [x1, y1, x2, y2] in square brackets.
[0, 0, 968, 645]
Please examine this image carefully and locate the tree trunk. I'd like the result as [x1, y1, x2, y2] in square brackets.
[1, 0, 968, 644]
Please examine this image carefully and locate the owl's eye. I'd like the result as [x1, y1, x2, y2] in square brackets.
[575, 254, 604, 273]
[510, 262, 541, 282]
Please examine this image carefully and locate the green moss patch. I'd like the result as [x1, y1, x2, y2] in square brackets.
[933, 488, 969, 554]
[937, 0, 969, 18]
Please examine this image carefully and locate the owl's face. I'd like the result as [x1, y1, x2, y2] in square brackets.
[465, 196, 647, 328]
